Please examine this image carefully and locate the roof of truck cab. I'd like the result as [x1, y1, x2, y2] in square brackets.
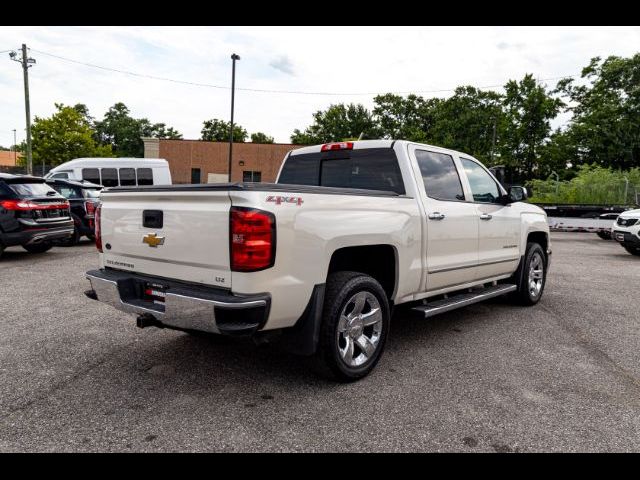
[287, 140, 476, 160]
[48, 158, 168, 171]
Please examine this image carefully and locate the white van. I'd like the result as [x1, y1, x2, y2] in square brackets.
[45, 158, 172, 187]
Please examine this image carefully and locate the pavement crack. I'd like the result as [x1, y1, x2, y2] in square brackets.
[539, 302, 640, 393]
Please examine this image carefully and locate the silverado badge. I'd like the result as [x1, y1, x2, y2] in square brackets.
[143, 233, 165, 248]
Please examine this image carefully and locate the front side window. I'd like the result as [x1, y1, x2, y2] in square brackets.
[82, 168, 100, 184]
[51, 173, 69, 179]
[461, 158, 501, 203]
[101, 168, 118, 187]
[415, 150, 465, 201]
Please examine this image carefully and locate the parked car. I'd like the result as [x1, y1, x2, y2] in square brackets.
[46, 178, 102, 245]
[45, 158, 171, 187]
[0, 173, 73, 259]
[84, 140, 551, 381]
[596, 212, 620, 239]
[611, 208, 640, 255]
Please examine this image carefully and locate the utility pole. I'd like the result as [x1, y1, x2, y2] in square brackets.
[490, 117, 497, 163]
[228, 53, 240, 182]
[9, 44, 36, 175]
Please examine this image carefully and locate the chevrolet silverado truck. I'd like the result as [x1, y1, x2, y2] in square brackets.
[84, 140, 551, 381]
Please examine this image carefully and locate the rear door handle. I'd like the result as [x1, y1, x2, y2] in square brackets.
[428, 212, 446, 220]
[479, 213, 493, 220]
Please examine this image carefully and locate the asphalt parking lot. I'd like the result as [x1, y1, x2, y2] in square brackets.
[1, 232, 639, 452]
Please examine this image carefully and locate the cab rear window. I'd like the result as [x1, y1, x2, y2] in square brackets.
[278, 148, 405, 194]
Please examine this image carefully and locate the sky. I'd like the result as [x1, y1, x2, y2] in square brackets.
[1, 26, 640, 147]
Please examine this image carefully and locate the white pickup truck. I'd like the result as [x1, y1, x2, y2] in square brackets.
[85, 140, 551, 381]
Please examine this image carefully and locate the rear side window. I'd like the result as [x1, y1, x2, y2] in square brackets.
[278, 148, 404, 194]
[137, 168, 153, 186]
[415, 150, 465, 201]
[119, 168, 136, 186]
[82, 168, 100, 184]
[101, 168, 118, 187]
[8, 182, 58, 198]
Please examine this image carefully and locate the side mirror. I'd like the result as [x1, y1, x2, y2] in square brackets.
[507, 186, 528, 203]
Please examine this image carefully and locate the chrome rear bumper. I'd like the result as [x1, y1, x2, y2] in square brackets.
[85, 269, 270, 335]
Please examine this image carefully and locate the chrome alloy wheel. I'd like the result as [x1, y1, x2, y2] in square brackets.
[528, 251, 544, 298]
[336, 291, 383, 367]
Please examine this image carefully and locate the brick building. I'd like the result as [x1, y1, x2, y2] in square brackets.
[0, 150, 21, 167]
[143, 138, 303, 184]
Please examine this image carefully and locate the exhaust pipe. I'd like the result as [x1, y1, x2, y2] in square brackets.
[136, 314, 164, 329]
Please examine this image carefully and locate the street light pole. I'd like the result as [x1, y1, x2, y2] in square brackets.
[12, 129, 17, 165]
[228, 53, 240, 183]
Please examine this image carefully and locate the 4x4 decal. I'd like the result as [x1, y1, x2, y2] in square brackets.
[266, 195, 304, 206]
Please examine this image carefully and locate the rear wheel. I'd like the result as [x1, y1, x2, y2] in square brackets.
[511, 242, 547, 306]
[0, 242, 4, 260]
[86, 234, 95, 242]
[315, 271, 390, 382]
[60, 226, 80, 246]
[624, 245, 640, 256]
[22, 242, 53, 254]
[596, 231, 611, 240]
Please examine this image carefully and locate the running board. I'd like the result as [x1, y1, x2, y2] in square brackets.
[412, 284, 517, 318]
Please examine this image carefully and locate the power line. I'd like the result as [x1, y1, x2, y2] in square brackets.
[30, 47, 579, 97]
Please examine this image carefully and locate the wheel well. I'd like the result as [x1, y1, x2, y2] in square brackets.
[328, 245, 396, 299]
[527, 231, 548, 252]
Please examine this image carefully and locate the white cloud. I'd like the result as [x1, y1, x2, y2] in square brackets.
[1, 26, 639, 146]
[269, 55, 295, 75]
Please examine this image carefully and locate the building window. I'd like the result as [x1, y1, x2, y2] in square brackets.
[191, 168, 201, 184]
[243, 171, 262, 182]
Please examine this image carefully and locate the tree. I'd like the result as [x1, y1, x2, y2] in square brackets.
[95, 102, 183, 157]
[500, 74, 563, 179]
[555, 54, 640, 170]
[251, 132, 274, 144]
[428, 86, 504, 164]
[373, 93, 440, 141]
[201, 119, 247, 142]
[29, 103, 112, 166]
[291, 103, 379, 144]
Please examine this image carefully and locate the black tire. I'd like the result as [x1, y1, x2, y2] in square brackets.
[86, 234, 96, 242]
[596, 231, 611, 240]
[0, 242, 4, 260]
[22, 242, 53, 254]
[510, 242, 547, 306]
[314, 271, 390, 382]
[624, 246, 640, 256]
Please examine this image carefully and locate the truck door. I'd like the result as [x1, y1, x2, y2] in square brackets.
[409, 146, 479, 291]
[459, 157, 520, 280]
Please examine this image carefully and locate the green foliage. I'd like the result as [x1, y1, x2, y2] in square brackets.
[95, 103, 182, 157]
[528, 164, 640, 205]
[555, 54, 640, 170]
[373, 94, 439, 141]
[500, 74, 563, 179]
[30, 103, 113, 166]
[291, 104, 379, 144]
[201, 119, 247, 142]
[250, 132, 274, 144]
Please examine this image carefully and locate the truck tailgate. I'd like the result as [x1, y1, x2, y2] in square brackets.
[100, 191, 231, 288]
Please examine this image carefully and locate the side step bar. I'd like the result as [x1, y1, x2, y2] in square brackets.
[412, 284, 517, 318]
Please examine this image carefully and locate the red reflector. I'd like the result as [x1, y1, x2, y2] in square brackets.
[321, 142, 353, 152]
[95, 204, 103, 253]
[230, 207, 275, 272]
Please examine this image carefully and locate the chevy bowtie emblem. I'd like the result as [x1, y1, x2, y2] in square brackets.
[143, 233, 165, 248]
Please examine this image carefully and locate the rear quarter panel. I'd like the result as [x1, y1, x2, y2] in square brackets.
[230, 190, 423, 330]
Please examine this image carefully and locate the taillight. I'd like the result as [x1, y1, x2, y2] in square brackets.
[0, 199, 69, 210]
[85, 200, 96, 218]
[230, 207, 275, 272]
[95, 203, 103, 253]
[321, 142, 353, 152]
